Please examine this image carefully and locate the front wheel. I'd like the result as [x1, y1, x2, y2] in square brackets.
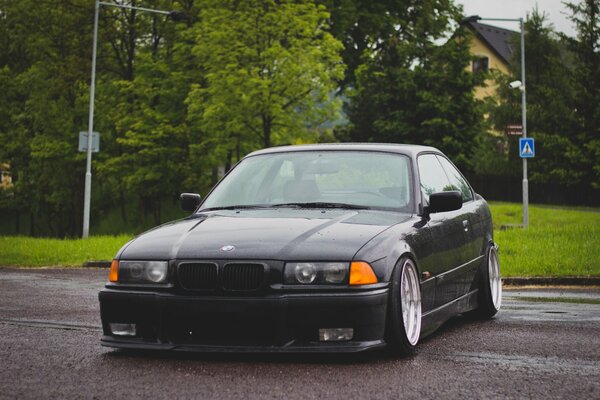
[386, 257, 422, 355]
[472, 245, 502, 319]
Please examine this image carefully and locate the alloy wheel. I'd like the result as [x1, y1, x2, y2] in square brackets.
[488, 247, 502, 310]
[400, 259, 422, 346]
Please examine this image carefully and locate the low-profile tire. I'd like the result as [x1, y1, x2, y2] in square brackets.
[386, 257, 422, 356]
[471, 245, 502, 319]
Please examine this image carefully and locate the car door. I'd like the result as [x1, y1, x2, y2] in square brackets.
[416, 154, 471, 308]
[436, 155, 482, 260]
[436, 155, 483, 298]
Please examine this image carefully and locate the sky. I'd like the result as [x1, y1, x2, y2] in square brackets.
[455, 0, 577, 37]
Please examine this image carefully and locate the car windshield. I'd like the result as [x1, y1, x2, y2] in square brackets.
[200, 151, 413, 211]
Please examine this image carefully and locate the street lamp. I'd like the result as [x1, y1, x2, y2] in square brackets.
[462, 15, 529, 228]
[82, 1, 187, 238]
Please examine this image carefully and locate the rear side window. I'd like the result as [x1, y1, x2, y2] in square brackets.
[436, 156, 474, 202]
[417, 154, 451, 204]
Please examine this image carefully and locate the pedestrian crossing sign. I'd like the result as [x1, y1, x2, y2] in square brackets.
[519, 138, 535, 158]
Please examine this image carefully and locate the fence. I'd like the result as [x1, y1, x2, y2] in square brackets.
[468, 175, 600, 207]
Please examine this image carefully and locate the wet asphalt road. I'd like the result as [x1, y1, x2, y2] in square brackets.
[0, 268, 599, 399]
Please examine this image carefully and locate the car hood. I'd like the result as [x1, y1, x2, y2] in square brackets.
[119, 208, 412, 261]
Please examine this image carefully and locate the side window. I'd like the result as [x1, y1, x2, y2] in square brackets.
[417, 154, 451, 204]
[436, 156, 474, 202]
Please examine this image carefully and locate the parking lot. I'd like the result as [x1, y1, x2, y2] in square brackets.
[1, 268, 598, 399]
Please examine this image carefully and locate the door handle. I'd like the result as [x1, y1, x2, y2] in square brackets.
[462, 220, 469, 232]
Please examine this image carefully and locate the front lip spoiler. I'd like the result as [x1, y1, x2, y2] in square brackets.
[101, 337, 386, 353]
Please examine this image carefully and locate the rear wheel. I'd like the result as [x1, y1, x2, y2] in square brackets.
[472, 245, 502, 319]
[386, 257, 422, 355]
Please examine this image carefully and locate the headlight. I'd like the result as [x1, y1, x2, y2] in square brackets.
[111, 260, 169, 284]
[294, 263, 317, 284]
[323, 262, 347, 283]
[284, 262, 349, 284]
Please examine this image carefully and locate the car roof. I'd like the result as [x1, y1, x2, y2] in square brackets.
[247, 143, 441, 158]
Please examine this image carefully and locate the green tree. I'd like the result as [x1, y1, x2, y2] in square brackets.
[95, 0, 199, 226]
[0, 0, 92, 237]
[322, 0, 417, 90]
[487, 8, 585, 186]
[565, 0, 600, 188]
[346, 1, 484, 171]
[186, 0, 344, 171]
[0, 0, 201, 235]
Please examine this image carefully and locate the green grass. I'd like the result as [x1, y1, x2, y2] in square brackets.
[490, 202, 600, 277]
[0, 202, 599, 276]
[505, 297, 600, 305]
[0, 235, 131, 267]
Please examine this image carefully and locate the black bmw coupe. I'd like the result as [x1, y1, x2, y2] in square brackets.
[99, 143, 501, 355]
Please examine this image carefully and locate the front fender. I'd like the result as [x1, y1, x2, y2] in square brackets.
[353, 216, 427, 283]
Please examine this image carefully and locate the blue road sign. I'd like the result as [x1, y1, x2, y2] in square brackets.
[519, 138, 535, 158]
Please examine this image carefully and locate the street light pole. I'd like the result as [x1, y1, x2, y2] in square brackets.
[82, 1, 186, 238]
[462, 15, 529, 228]
[520, 18, 528, 228]
[82, 0, 100, 239]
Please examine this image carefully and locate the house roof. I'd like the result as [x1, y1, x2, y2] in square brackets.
[466, 21, 518, 65]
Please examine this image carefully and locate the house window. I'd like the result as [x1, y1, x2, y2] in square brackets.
[472, 56, 489, 73]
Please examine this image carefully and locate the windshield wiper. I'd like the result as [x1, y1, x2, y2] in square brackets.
[271, 202, 369, 210]
[199, 204, 269, 211]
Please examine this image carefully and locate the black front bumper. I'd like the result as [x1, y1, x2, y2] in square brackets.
[99, 287, 389, 353]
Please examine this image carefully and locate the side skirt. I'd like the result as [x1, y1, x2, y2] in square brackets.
[420, 289, 479, 338]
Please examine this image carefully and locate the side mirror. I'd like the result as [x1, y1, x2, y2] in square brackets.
[427, 191, 462, 214]
[180, 193, 202, 212]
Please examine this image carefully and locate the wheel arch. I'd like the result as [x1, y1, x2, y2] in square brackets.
[384, 241, 422, 283]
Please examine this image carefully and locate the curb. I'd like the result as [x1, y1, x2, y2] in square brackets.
[503, 276, 600, 286]
[83, 261, 112, 268]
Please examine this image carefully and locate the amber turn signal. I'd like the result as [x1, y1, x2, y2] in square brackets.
[109, 260, 119, 282]
[349, 261, 378, 285]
